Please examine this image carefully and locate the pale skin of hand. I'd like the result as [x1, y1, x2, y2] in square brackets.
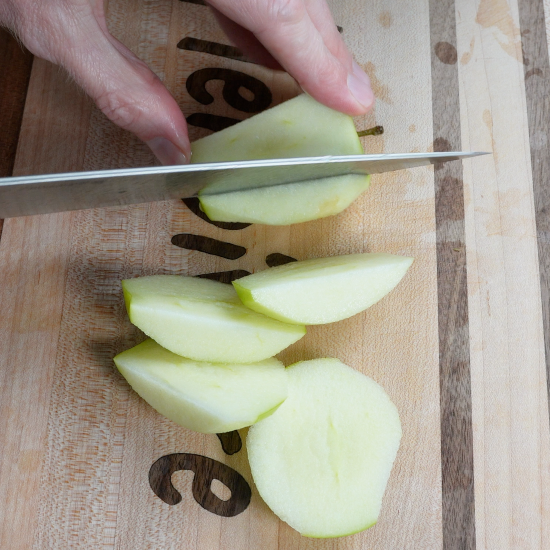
[0, 0, 374, 164]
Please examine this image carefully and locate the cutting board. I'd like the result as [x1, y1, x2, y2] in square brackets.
[1, 0, 550, 548]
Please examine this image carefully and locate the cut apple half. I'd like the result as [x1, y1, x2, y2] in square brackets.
[114, 339, 288, 433]
[122, 275, 305, 363]
[190, 94, 370, 225]
[247, 358, 402, 538]
[233, 253, 414, 325]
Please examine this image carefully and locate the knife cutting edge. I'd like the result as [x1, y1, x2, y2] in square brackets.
[0, 151, 488, 218]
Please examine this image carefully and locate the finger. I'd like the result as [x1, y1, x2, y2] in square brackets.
[208, 0, 373, 115]
[209, 6, 283, 70]
[16, 0, 191, 165]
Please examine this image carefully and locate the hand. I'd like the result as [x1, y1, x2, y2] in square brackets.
[0, 0, 374, 164]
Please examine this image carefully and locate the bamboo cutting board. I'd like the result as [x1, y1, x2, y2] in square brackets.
[1, 0, 550, 548]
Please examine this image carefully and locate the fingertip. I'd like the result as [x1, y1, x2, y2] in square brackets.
[347, 61, 374, 113]
[146, 136, 191, 165]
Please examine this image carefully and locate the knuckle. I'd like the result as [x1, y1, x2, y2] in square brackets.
[95, 90, 142, 130]
[266, 0, 300, 23]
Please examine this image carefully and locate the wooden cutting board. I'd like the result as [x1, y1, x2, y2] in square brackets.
[1, 0, 550, 548]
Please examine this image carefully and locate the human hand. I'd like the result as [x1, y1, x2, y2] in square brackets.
[0, 0, 374, 165]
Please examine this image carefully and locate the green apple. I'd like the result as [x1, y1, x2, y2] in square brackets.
[122, 276, 305, 363]
[233, 253, 413, 325]
[198, 174, 371, 225]
[247, 358, 402, 538]
[114, 339, 288, 433]
[191, 94, 363, 163]
[191, 94, 370, 225]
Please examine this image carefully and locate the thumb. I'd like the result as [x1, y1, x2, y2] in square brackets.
[61, 11, 190, 164]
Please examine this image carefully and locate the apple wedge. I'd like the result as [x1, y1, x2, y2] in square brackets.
[191, 94, 363, 164]
[191, 94, 370, 225]
[247, 358, 402, 538]
[233, 253, 413, 325]
[114, 339, 288, 433]
[198, 174, 371, 225]
[122, 276, 305, 363]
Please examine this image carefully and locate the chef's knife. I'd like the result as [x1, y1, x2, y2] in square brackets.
[0, 151, 487, 218]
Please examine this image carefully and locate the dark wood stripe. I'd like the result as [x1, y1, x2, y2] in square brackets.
[518, 0, 550, 423]
[429, 1, 476, 548]
[0, 30, 33, 241]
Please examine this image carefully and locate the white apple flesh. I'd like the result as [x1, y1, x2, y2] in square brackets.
[191, 94, 370, 225]
[114, 339, 288, 433]
[122, 276, 306, 363]
[233, 253, 414, 325]
[247, 358, 402, 538]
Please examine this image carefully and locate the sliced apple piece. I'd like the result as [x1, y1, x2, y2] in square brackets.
[190, 94, 363, 164]
[190, 94, 370, 225]
[123, 275, 305, 363]
[114, 339, 288, 433]
[233, 253, 413, 325]
[247, 358, 402, 538]
[199, 174, 371, 225]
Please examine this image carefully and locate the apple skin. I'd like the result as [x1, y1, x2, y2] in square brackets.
[114, 339, 289, 434]
[246, 358, 402, 538]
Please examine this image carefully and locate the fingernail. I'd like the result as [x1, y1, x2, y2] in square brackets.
[146, 137, 189, 165]
[347, 60, 374, 110]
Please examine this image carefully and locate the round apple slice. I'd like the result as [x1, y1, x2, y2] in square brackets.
[114, 339, 288, 433]
[122, 276, 305, 363]
[233, 253, 413, 325]
[247, 358, 402, 538]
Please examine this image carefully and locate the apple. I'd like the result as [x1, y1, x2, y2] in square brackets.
[191, 94, 370, 225]
[122, 275, 306, 363]
[198, 174, 371, 225]
[233, 253, 413, 325]
[246, 358, 402, 538]
[114, 339, 288, 433]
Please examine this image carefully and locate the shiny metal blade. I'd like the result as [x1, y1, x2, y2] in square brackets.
[0, 151, 488, 218]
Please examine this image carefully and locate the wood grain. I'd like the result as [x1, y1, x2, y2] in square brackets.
[0, 29, 33, 239]
[2, 0, 550, 547]
[429, 0, 476, 548]
[521, 0, 550, 424]
[457, 0, 550, 547]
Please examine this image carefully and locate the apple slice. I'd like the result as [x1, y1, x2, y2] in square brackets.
[233, 253, 413, 325]
[122, 276, 305, 363]
[114, 339, 288, 433]
[199, 174, 371, 225]
[191, 94, 370, 225]
[191, 94, 363, 164]
[247, 358, 402, 538]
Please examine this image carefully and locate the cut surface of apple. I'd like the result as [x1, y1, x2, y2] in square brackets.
[191, 94, 370, 225]
[247, 358, 402, 538]
[233, 253, 413, 325]
[123, 276, 305, 363]
[114, 339, 288, 433]
[199, 174, 371, 225]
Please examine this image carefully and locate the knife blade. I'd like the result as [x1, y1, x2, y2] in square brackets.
[0, 151, 487, 218]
